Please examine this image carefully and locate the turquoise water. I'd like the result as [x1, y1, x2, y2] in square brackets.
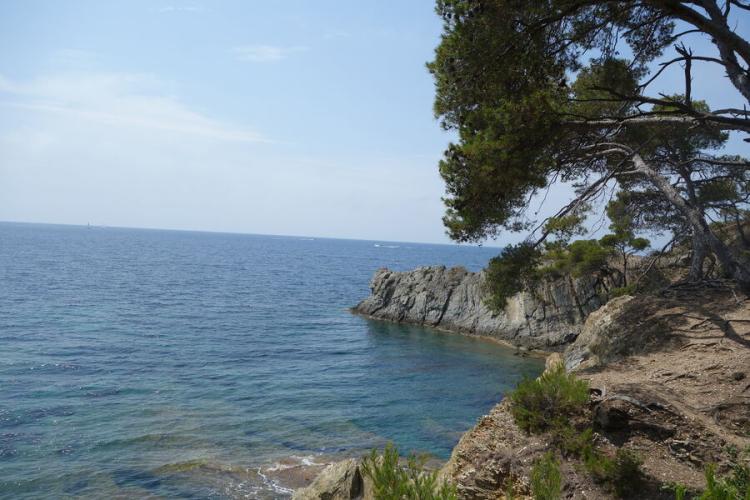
[0, 222, 543, 498]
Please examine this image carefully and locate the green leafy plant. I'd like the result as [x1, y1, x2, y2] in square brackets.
[700, 464, 734, 499]
[360, 442, 457, 500]
[556, 426, 595, 458]
[503, 476, 518, 499]
[698, 462, 750, 500]
[483, 243, 542, 311]
[531, 451, 562, 500]
[600, 194, 650, 287]
[509, 365, 590, 434]
[609, 449, 644, 497]
[508, 367, 649, 498]
[579, 447, 644, 497]
[581, 446, 615, 484]
[610, 284, 637, 298]
[671, 483, 688, 500]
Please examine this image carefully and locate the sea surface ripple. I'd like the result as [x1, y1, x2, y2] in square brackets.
[0, 222, 543, 498]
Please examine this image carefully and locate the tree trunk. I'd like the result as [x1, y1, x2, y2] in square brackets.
[700, 0, 750, 105]
[632, 153, 750, 292]
[688, 232, 708, 282]
[733, 213, 750, 250]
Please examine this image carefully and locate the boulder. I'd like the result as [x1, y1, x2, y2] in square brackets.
[564, 295, 637, 371]
[292, 459, 372, 500]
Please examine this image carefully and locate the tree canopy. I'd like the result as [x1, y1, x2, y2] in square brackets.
[429, 0, 750, 296]
[600, 195, 650, 286]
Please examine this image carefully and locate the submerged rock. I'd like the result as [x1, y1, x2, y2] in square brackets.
[352, 266, 614, 350]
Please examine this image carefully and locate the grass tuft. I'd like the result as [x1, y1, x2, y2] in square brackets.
[531, 451, 562, 500]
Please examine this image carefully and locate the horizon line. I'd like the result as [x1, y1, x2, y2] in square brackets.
[0, 219, 504, 250]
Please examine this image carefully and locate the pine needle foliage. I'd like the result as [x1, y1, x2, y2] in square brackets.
[509, 365, 590, 434]
[698, 463, 750, 500]
[360, 442, 458, 500]
[531, 452, 562, 500]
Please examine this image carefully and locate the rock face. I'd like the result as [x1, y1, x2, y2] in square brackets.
[563, 294, 677, 371]
[292, 459, 373, 500]
[303, 287, 750, 499]
[352, 266, 614, 350]
[563, 295, 637, 370]
[440, 288, 750, 498]
[437, 399, 545, 499]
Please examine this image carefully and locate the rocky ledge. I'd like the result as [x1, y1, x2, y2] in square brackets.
[352, 266, 616, 351]
[440, 287, 750, 498]
[300, 286, 750, 499]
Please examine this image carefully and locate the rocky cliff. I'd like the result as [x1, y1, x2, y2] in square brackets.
[300, 286, 750, 499]
[352, 266, 614, 351]
[439, 287, 750, 498]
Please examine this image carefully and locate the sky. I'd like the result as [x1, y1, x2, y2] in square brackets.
[0, 1, 748, 245]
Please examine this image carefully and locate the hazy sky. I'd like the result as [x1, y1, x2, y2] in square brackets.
[1, 1, 748, 244]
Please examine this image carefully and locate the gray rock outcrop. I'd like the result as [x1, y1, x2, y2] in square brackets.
[352, 266, 615, 351]
[563, 295, 636, 370]
[292, 459, 372, 500]
[564, 293, 675, 371]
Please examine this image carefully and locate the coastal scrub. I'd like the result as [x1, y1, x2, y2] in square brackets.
[361, 443, 457, 500]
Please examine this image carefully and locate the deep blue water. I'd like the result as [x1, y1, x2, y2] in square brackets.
[0, 222, 543, 498]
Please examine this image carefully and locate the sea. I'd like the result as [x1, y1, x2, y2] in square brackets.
[0, 222, 543, 499]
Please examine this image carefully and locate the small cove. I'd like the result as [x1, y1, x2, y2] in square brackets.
[0, 222, 544, 498]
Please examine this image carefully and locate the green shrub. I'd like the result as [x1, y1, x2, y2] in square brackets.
[509, 365, 590, 434]
[360, 442, 457, 500]
[582, 446, 615, 483]
[610, 449, 644, 497]
[610, 284, 637, 297]
[700, 464, 734, 499]
[556, 425, 595, 458]
[508, 367, 649, 498]
[725, 454, 750, 497]
[484, 243, 542, 311]
[531, 452, 562, 500]
[698, 462, 750, 499]
[672, 483, 688, 500]
[582, 447, 643, 498]
[504, 476, 518, 499]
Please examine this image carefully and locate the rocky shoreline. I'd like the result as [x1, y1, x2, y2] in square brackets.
[351, 266, 616, 351]
[297, 269, 750, 499]
[438, 287, 750, 498]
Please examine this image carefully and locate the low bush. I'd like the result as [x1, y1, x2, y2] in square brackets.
[509, 365, 590, 434]
[610, 284, 637, 297]
[581, 445, 615, 484]
[531, 451, 562, 500]
[698, 462, 750, 499]
[360, 442, 457, 500]
[671, 482, 688, 500]
[556, 425, 595, 458]
[581, 446, 644, 497]
[609, 449, 644, 497]
[509, 367, 648, 498]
